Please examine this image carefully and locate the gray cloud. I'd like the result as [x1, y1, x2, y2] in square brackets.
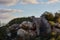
[0, 0, 39, 6]
[0, 0, 19, 6]
[0, 9, 23, 19]
[0, 0, 59, 6]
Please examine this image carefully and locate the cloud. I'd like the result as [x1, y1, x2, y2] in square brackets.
[20, 0, 60, 4]
[0, 8, 23, 23]
[40, 0, 60, 4]
[0, 9, 23, 14]
[47, 0, 59, 4]
[0, 13, 16, 23]
[0, 13, 14, 19]
[0, 9, 23, 19]
[0, 0, 19, 6]
[20, 0, 39, 4]
[0, 13, 11, 19]
[0, 0, 39, 6]
[0, 0, 59, 6]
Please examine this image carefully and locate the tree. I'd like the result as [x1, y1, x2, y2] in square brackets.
[8, 17, 33, 26]
[42, 11, 54, 21]
[54, 12, 60, 23]
[0, 26, 7, 40]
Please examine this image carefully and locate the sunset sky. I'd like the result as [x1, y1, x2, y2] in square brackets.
[0, 0, 60, 23]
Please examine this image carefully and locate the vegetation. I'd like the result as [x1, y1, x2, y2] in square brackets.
[0, 11, 60, 40]
[8, 17, 33, 26]
[0, 26, 7, 40]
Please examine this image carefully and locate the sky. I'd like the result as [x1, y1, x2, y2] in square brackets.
[0, 0, 60, 23]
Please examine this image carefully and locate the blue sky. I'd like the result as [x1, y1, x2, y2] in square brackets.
[0, 0, 60, 23]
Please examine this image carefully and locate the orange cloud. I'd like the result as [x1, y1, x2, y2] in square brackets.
[20, 0, 39, 4]
[47, 0, 59, 4]
[40, 0, 60, 4]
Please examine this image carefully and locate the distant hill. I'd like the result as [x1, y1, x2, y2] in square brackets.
[8, 17, 33, 26]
